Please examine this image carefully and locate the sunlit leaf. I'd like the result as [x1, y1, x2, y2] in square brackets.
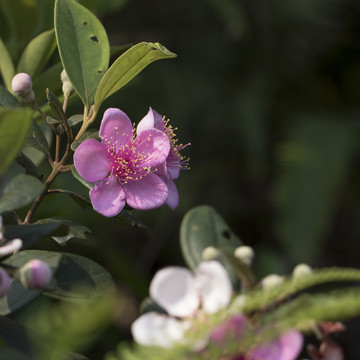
[94, 42, 176, 111]
[0, 174, 44, 214]
[17, 29, 56, 78]
[55, 0, 110, 106]
[0, 109, 33, 176]
[0, 38, 15, 91]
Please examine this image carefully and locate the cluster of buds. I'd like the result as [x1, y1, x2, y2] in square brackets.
[60, 69, 74, 97]
[0, 217, 52, 298]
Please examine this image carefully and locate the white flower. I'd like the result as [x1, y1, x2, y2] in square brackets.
[131, 260, 232, 348]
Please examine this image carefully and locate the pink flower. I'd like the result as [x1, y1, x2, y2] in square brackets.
[210, 315, 303, 360]
[74, 108, 171, 216]
[137, 108, 190, 209]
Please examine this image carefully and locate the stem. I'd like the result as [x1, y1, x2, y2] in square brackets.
[55, 134, 61, 163]
[62, 95, 69, 114]
[32, 102, 47, 121]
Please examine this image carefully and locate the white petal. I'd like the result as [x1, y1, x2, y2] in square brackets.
[131, 312, 188, 348]
[150, 267, 200, 317]
[195, 261, 232, 314]
[0, 238, 22, 258]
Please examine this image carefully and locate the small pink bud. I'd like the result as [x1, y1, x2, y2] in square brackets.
[0, 267, 11, 298]
[11, 73, 35, 103]
[19, 259, 52, 289]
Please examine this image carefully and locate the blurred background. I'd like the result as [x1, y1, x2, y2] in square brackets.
[2, 0, 360, 357]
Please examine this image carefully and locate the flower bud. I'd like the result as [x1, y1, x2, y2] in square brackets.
[0, 267, 11, 298]
[293, 263, 313, 279]
[202, 246, 220, 260]
[11, 73, 35, 103]
[261, 274, 284, 292]
[18, 259, 52, 289]
[234, 246, 255, 265]
[61, 69, 74, 96]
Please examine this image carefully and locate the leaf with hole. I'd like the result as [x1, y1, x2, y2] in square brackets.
[55, 0, 110, 106]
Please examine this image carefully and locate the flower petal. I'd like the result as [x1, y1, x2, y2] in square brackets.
[210, 314, 247, 346]
[124, 173, 168, 210]
[134, 129, 170, 168]
[99, 108, 133, 150]
[137, 107, 163, 134]
[278, 330, 303, 360]
[74, 139, 111, 183]
[89, 175, 125, 217]
[131, 312, 188, 348]
[150, 267, 200, 317]
[195, 261, 232, 314]
[0, 238, 22, 258]
[164, 178, 179, 209]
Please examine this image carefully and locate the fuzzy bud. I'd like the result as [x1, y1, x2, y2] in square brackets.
[261, 274, 284, 291]
[234, 246, 255, 265]
[293, 263, 313, 279]
[11, 73, 35, 103]
[0, 267, 11, 298]
[202, 246, 220, 260]
[18, 259, 52, 289]
[61, 69, 74, 96]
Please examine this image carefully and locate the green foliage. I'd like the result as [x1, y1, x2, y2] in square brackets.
[54, 0, 110, 107]
[93, 42, 177, 112]
[0, 85, 21, 107]
[0, 38, 15, 91]
[0, 109, 33, 176]
[180, 205, 243, 284]
[17, 30, 56, 78]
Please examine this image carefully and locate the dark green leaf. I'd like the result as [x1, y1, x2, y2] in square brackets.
[71, 166, 93, 190]
[0, 109, 33, 175]
[15, 152, 41, 178]
[4, 223, 61, 247]
[0, 85, 22, 108]
[55, 0, 110, 106]
[0, 173, 44, 214]
[17, 29, 56, 78]
[68, 114, 83, 127]
[94, 42, 176, 111]
[180, 205, 243, 282]
[26, 120, 50, 157]
[38, 217, 91, 245]
[32, 62, 63, 99]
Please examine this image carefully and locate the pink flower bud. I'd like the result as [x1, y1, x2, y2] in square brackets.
[11, 73, 35, 103]
[0, 267, 11, 298]
[19, 259, 52, 289]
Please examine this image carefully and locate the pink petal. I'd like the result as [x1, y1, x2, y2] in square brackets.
[150, 267, 200, 317]
[137, 107, 163, 134]
[99, 108, 133, 150]
[210, 314, 247, 346]
[134, 129, 170, 168]
[166, 151, 181, 179]
[74, 139, 111, 182]
[124, 173, 168, 210]
[278, 330, 303, 360]
[164, 178, 179, 209]
[89, 175, 126, 217]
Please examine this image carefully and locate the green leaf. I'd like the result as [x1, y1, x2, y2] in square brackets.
[0, 38, 15, 91]
[0, 109, 33, 176]
[38, 217, 91, 245]
[70, 128, 98, 151]
[42, 251, 114, 301]
[4, 222, 61, 247]
[26, 120, 50, 157]
[0, 174, 44, 214]
[180, 205, 243, 282]
[0, 85, 21, 108]
[68, 114, 84, 127]
[55, 0, 110, 106]
[17, 29, 56, 78]
[32, 62, 63, 100]
[94, 42, 177, 111]
[15, 152, 41, 178]
[71, 165, 93, 190]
